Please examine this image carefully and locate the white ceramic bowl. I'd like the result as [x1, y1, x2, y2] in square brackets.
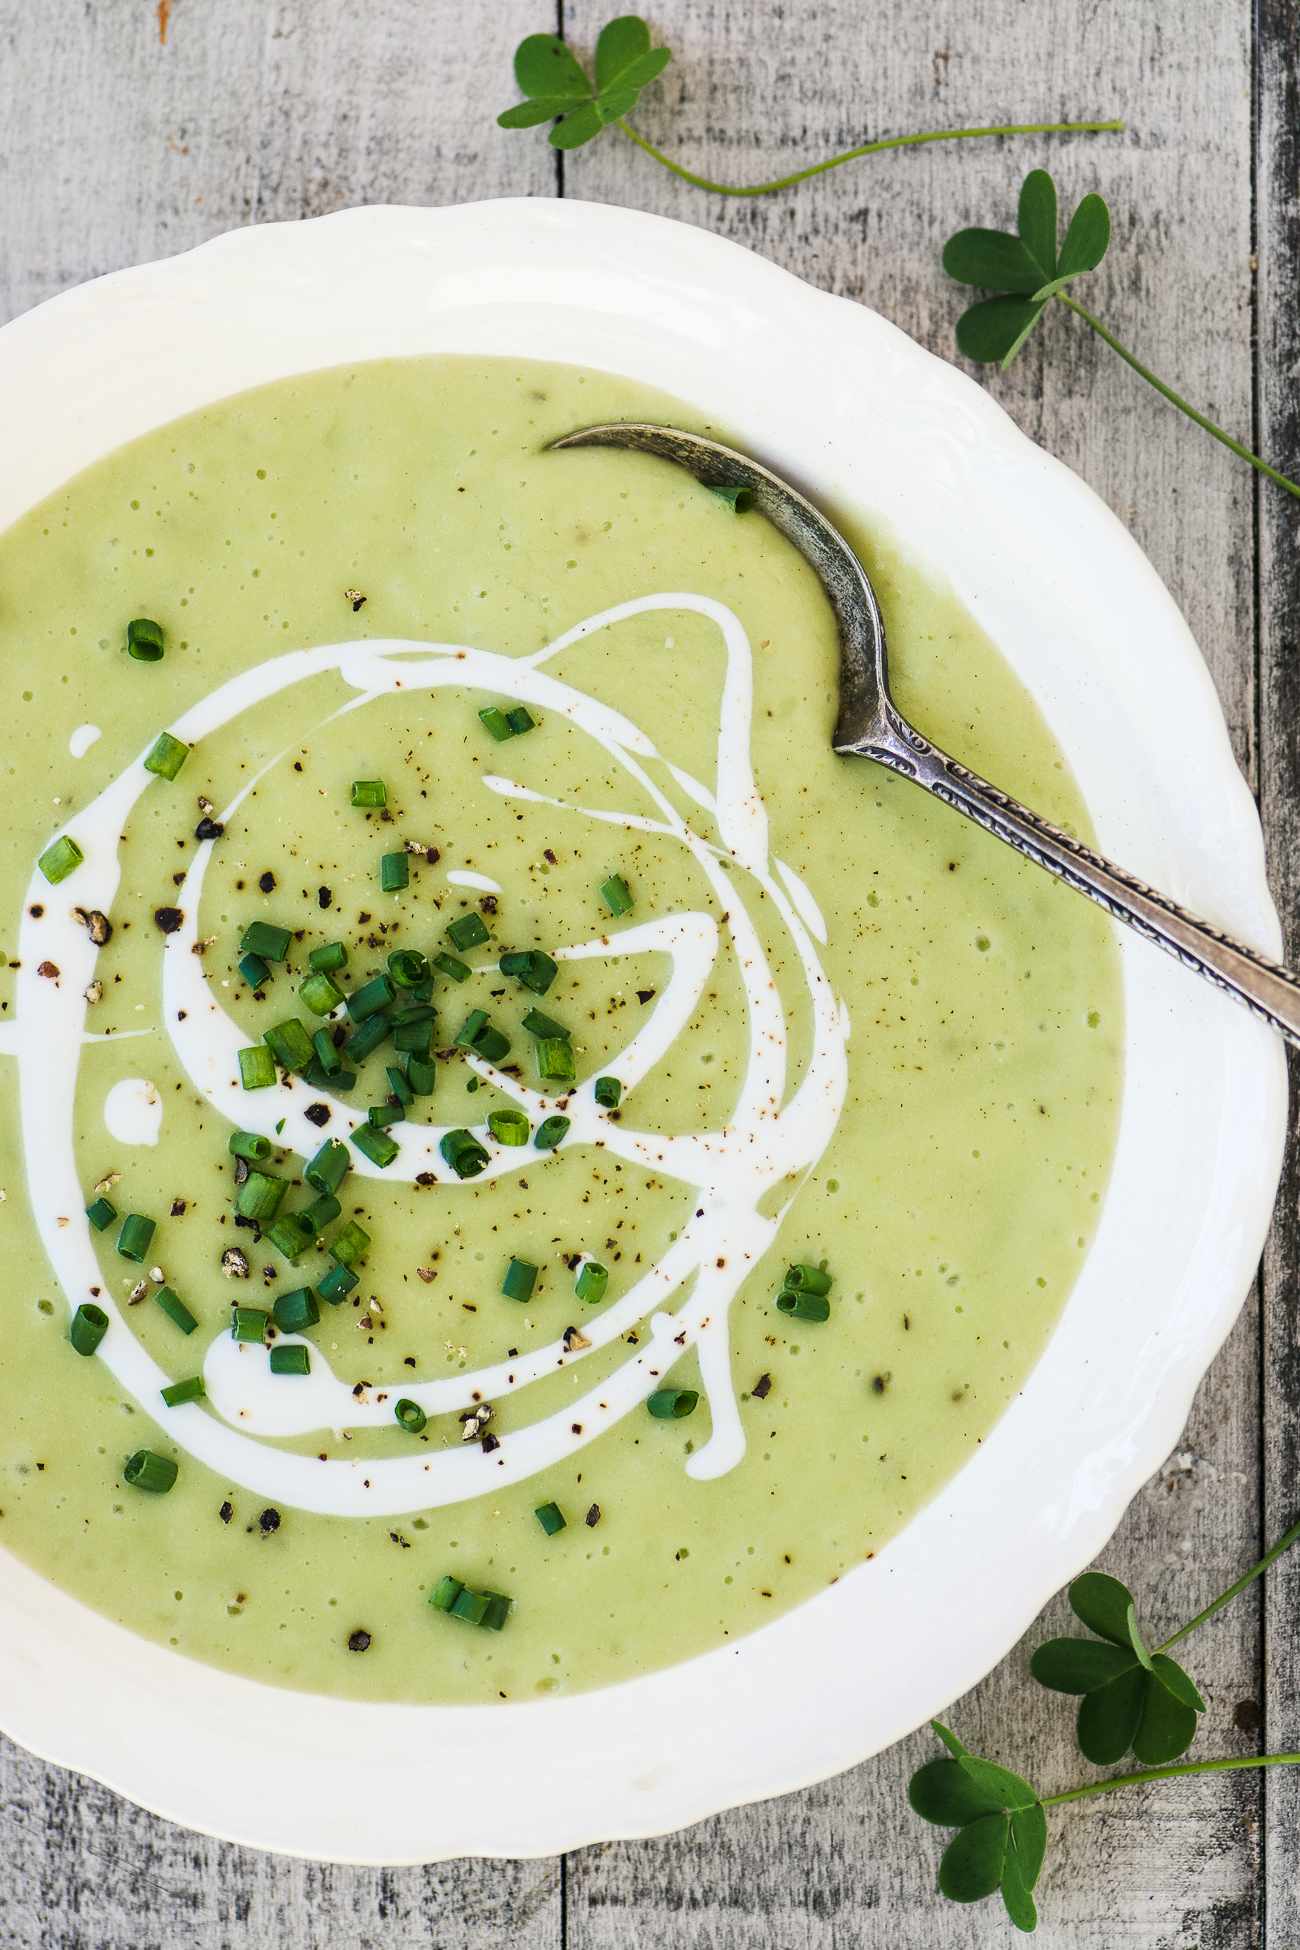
[0, 200, 1285, 1863]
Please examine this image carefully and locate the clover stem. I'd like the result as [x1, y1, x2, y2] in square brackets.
[1057, 293, 1300, 503]
[1042, 1752, 1300, 1809]
[612, 120, 1124, 198]
[1153, 1512, 1300, 1654]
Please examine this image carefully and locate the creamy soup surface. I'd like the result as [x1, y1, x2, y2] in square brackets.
[0, 357, 1122, 1703]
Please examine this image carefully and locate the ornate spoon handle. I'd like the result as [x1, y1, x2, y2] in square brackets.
[847, 714, 1300, 1048]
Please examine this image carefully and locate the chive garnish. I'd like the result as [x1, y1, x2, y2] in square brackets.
[345, 1014, 392, 1063]
[306, 1060, 356, 1093]
[406, 1055, 438, 1096]
[454, 1008, 489, 1047]
[243, 1042, 281, 1093]
[305, 1138, 351, 1194]
[593, 1076, 622, 1109]
[299, 971, 345, 1016]
[240, 920, 292, 962]
[347, 973, 396, 1021]
[600, 873, 634, 916]
[317, 1263, 358, 1304]
[70, 1302, 109, 1356]
[478, 706, 516, 742]
[488, 1108, 530, 1146]
[502, 1257, 539, 1303]
[433, 952, 472, 983]
[648, 1388, 698, 1419]
[264, 1213, 316, 1260]
[380, 852, 409, 893]
[430, 1575, 463, 1612]
[534, 1115, 570, 1150]
[126, 618, 165, 662]
[521, 1008, 569, 1041]
[273, 1286, 320, 1334]
[350, 780, 387, 808]
[229, 1130, 273, 1163]
[450, 1587, 491, 1625]
[480, 1592, 511, 1632]
[367, 1103, 404, 1128]
[446, 913, 489, 952]
[536, 1037, 576, 1084]
[353, 1123, 401, 1166]
[239, 952, 273, 989]
[85, 1196, 117, 1231]
[312, 1027, 343, 1076]
[264, 1018, 315, 1073]
[231, 1306, 270, 1343]
[784, 1263, 832, 1294]
[303, 1191, 341, 1231]
[454, 1009, 512, 1064]
[535, 1501, 566, 1535]
[394, 1018, 434, 1056]
[385, 1065, 414, 1106]
[506, 706, 535, 735]
[575, 1260, 608, 1304]
[309, 940, 349, 974]
[123, 1449, 178, 1493]
[440, 1129, 490, 1178]
[117, 1213, 156, 1262]
[234, 1169, 288, 1223]
[161, 1374, 205, 1407]
[143, 732, 189, 781]
[395, 1398, 427, 1434]
[38, 835, 84, 885]
[388, 949, 429, 987]
[776, 1289, 831, 1322]
[330, 1218, 371, 1266]
[154, 1285, 197, 1334]
[269, 1344, 311, 1376]
[499, 948, 558, 995]
[389, 1001, 436, 1025]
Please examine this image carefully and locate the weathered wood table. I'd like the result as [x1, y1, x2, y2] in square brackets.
[1, 2, 1296, 1941]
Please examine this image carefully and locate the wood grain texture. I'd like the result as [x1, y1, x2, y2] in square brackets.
[0, 0, 1284, 1943]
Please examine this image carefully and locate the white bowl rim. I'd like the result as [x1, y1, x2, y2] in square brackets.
[0, 197, 1284, 1864]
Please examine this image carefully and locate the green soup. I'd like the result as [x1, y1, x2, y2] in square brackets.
[0, 356, 1121, 1703]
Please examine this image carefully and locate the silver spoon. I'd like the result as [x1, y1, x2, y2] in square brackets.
[550, 422, 1300, 1046]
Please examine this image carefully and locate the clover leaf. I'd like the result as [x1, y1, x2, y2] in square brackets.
[498, 15, 672, 151]
[941, 168, 1110, 369]
[1031, 1572, 1205, 1767]
[909, 1721, 1047, 1933]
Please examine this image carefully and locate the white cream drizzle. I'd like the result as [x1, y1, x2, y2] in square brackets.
[445, 870, 503, 894]
[69, 724, 101, 759]
[103, 1077, 162, 1146]
[14, 596, 848, 1516]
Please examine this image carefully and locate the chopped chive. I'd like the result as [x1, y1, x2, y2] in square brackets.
[86, 1196, 117, 1231]
[534, 1115, 570, 1150]
[502, 1257, 539, 1303]
[395, 1398, 427, 1435]
[521, 1008, 569, 1041]
[506, 706, 535, 735]
[446, 913, 489, 952]
[593, 1076, 622, 1109]
[126, 617, 166, 662]
[276, 1119, 286, 1134]
[536, 1038, 575, 1084]
[648, 1388, 698, 1419]
[231, 1306, 270, 1343]
[309, 940, 349, 974]
[776, 1289, 831, 1322]
[783, 1262, 833, 1294]
[394, 1018, 433, 1056]
[600, 874, 634, 916]
[264, 1018, 315, 1073]
[116, 1213, 156, 1263]
[440, 1128, 490, 1179]
[38, 835, 84, 885]
[264, 1212, 317, 1260]
[269, 1344, 311, 1376]
[154, 1285, 197, 1333]
[240, 920, 291, 962]
[389, 1001, 436, 1025]
[273, 1286, 320, 1333]
[161, 1374, 205, 1407]
[299, 971, 345, 1016]
[123, 1449, 177, 1493]
[303, 1191, 341, 1231]
[70, 1302, 109, 1356]
[239, 952, 273, 989]
[234, 1170, 288, 1222]
[143, 731, 189, 780]
[229, 1130, 273, 1163]
[474, 1025, 510, 1064]
[488, 1108, 530, 1147]
[535, 1501, 566, 1535]
[350, 780, 387, 808]
[406, 1054, 438, 1096]
[353, 1123, 401, 1167]
[430, 1575, 463, 1612]
[330, 1219, 371, 1266]
[480, 1591, 512, 1631]
[306, 1060, 357, 1093]
[575, 1260, 608, 1305]
[388, 949, 429, 987]
[347, 973, 396, 1021]
[346, 1015, 392, 1063]
[499, 948, 558, 995]
[305, 1138, 351, 1194]
[477, 706, 515, 742]
[454, 1008, 488, 1047]
[385, 1065, 414, 1106]
[317, 1263, 358, 1304]
[450, 1587, 491, 1625]
[239, 1045, 278, 1090]
[312, 1027, 343, 1077]
[433, 951, 472, 983]
[380, 852, 409, 893]
[368, 1102, 404, 1128]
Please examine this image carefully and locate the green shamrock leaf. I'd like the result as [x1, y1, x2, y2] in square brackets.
[909, 1721, 1047, 1933]
[1031, 1572, 1205, 1767]
[498, 15, 672, 151]
[942, 168, 1111, 369]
